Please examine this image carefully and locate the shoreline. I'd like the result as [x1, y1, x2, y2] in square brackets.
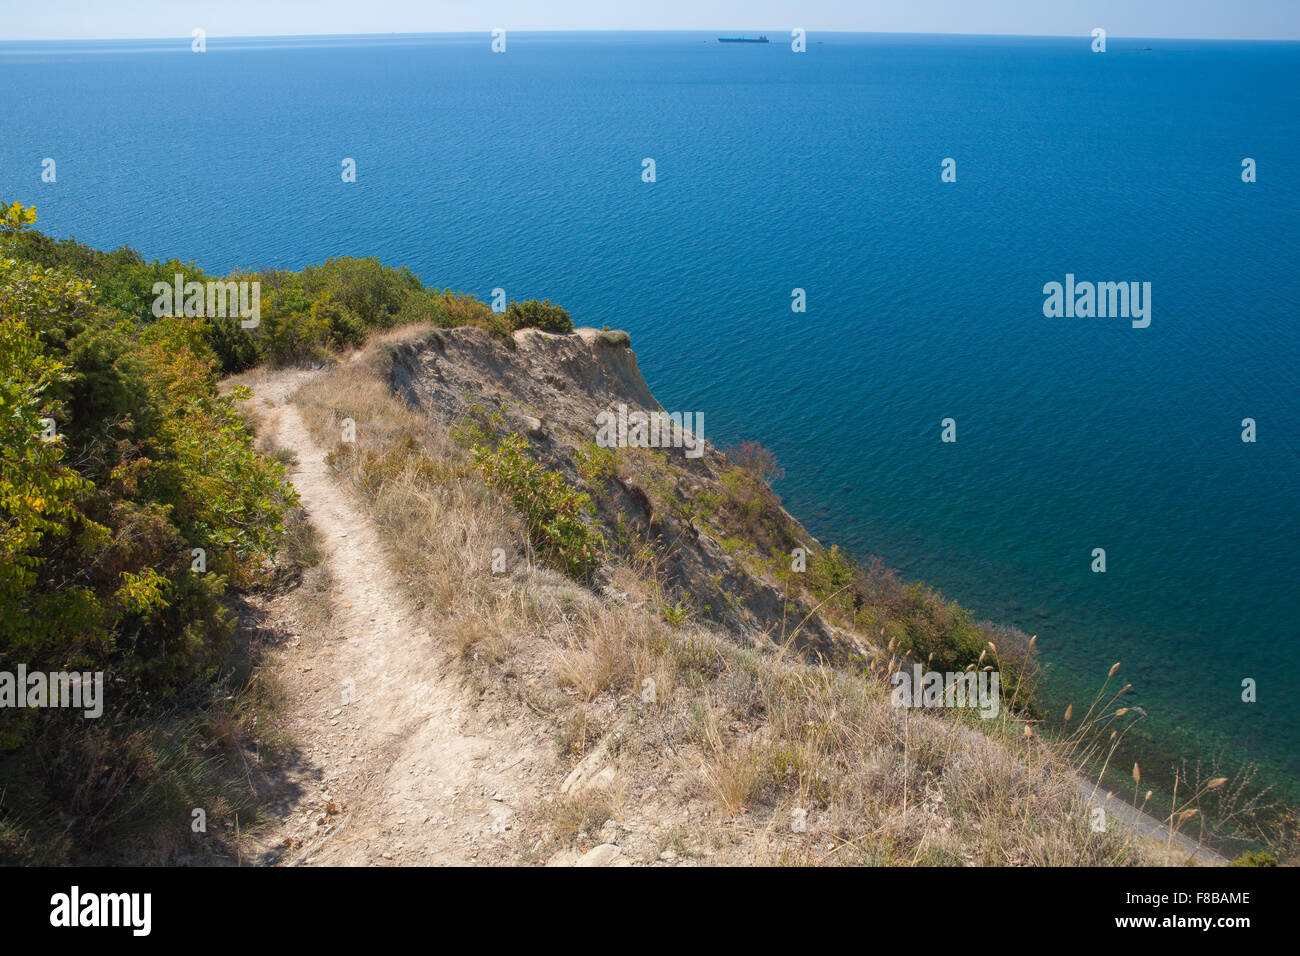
[1073, 775, 1227, 865]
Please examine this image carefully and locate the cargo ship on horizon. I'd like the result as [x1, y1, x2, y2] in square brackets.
[718, 35, 769, 43]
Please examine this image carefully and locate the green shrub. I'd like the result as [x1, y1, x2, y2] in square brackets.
[2, 220, 585, 369]
[256, 283, 329, 365]
[575, 441, 619, 486]
[316, 296, 367, 350]
[0, 246, 294, 737]
[597, 329, 631, 348]
[435, 290, 496, 329]
[808, 545, 856, 601]
[300, 257, 422, 329]
[471, 434, 603, 578]
[505, 298, 573, 334]
[450, 403, 506, 449]
[0, 223, 259, 373]
[662, 601, 691, 631]
[1230, 850, 1279, 867]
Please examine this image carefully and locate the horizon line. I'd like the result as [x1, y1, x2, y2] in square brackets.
[2, 28, 1297, 44]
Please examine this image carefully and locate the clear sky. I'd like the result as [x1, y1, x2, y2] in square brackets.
[3, 0, 1298, 41]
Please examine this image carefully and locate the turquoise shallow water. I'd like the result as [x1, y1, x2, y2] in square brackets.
[1, 31, 1296, 800]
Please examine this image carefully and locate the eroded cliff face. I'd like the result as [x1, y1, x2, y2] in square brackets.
[383, 326, 865, 661]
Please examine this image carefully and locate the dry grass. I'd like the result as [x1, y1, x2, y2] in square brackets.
[542, 784, 624, 844]
[688, 704, 769, 815]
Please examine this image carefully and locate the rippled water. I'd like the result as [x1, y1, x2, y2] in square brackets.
[2, 31, 1296, 799]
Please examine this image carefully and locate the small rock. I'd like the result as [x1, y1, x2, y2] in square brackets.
[575, 843, 623, 867]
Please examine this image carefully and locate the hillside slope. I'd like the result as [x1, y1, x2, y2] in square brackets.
[224, 326, 1221, 866]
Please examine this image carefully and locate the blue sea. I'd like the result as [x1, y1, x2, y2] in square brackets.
[2, 31, 1296, 803]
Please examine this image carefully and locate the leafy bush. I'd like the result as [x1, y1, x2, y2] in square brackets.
[1230, 850, 1279, 867]
[0, 236, 294, 742]
[471, 434, 603, 578]
[887, 584, 987, 672]
[596, 329, 631, 348]
[1, 201, 38, 235]
[450, 403, 506, 449]
[717, 467, 790, 548]
[0, 226, 259, 373]
[435, 290, 496, 329]
[807, 545, 858, 614]
[299, 257, 422, 329]
[2, 219, 587, 372]
[505, 298, 573, 334]
[575, 441, 619, 486]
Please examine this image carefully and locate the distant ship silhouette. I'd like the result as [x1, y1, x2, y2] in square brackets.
[718, 35, 769, 43]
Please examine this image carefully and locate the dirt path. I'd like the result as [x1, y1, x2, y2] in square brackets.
[242, 370, 557, 866]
